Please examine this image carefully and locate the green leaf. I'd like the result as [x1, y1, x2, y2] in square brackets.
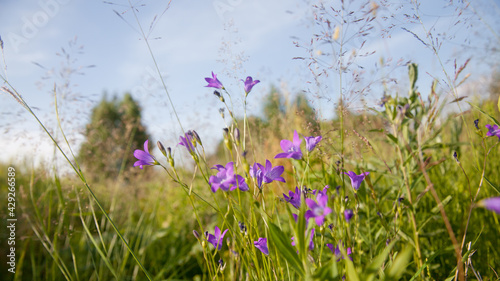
[364, 240, 397, 281]
[484, 175, 500, 194]
[409, 247, 452, 281]
[269, 222, 305, 277]
[386, 133, 399, 145]
[313, 259, 339, 280]
[345, 257, 360, 281]
[431, 195, 452, 214]
[386, 247, 413, 280]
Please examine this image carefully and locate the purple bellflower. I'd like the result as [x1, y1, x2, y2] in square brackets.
[479, 197, 500, 214]
[254, 238, 269, 255]
[304, 135, 322, 152]
[209, 162, 249, 193]
[250, 160, 285, 188]
[344, 209, 354, 223]
[275, 130, 303, 160]
[486, 124, 500, 140]
[283, 187, 301, 209]
[327, 242, 352, 262]
[243, 76, 260, 95]
[133, 140, 157, 169]
[344, 171, 370, 191]
[205, 72, 224, 89]
[179, 133, 195, 154]
[305, 193, 332, 226]
[207, 226, 228, 250]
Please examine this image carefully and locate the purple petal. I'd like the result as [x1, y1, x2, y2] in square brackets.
[482, 197, 500, 214]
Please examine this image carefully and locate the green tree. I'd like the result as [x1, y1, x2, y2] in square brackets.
[78, 93, 149, 179]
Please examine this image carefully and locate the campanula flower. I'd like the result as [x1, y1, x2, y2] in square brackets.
[209, 162, 248, 192]
[486, 124, 500, 140]
[254, 238, 269, 255]
[179, 133, 195, 154]
[327, 242, 352, 262]
[205, 72, 224, 89]
[478, 197, 500, 214]
[275, 130, 303, 160]
[283, 187, 301, 209]
[250, 160, 285, 188]
[304, 135, 322, 152]
[207, 226, 228, 250]
[305, 193, 332, 226]
[133, 140, 157, 169]
[344, 209, 354, 222]
[242, 76, 260, 94]
[344, 171, 370, 191]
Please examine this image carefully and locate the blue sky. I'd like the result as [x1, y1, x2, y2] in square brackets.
[1, 0, 499, 168]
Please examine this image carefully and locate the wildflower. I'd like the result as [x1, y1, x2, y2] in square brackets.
[209, 163, 236, 192]
[305, 193, 332, 226]
[275, 130, 303, 160]
[242, 76, 260, 95]
[250, 160, 285, 188]
[478, 197, 500, 214]
[207, 226, 228, 250]
[313, 185, 330, 197]
[209, 162, 248, 193]
[283, 187, 301, 209]
[304, 135, 322, 152]
[205, 71, 224, 89]
[327, 242, 352, 262]
[234, 174, 250, 191]
[133, 140, 157, 169]
[254, 238, 269, 255]
[344, 171, 370, 191]
[344, 209, 354, 223]
[179, 133, 195, 154]
[485, 124, 500, 140]
[193, 230, 200, 240]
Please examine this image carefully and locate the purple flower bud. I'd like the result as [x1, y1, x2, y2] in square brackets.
[191, 130, 202, 146]
[479, 197, 500, 214]
[157, 141, 167, 157]
[193, 230, 200, 240]
[474, 119, 479, 130]
[234, 127, 240, 144]
[344, 209, 354, 222]
[238, 221, 247, 234]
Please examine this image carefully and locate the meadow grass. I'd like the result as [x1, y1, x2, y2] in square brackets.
[1, 1, 500, 280]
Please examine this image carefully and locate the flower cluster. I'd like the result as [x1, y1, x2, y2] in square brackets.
[132, 73, 376, 273]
